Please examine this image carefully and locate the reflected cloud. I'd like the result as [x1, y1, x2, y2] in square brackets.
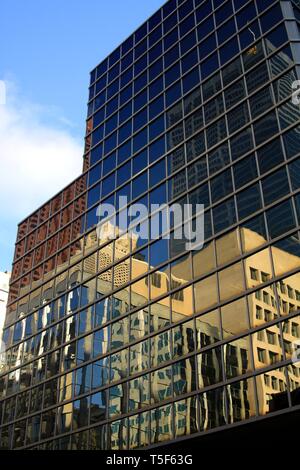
[0, 80, 82, 268]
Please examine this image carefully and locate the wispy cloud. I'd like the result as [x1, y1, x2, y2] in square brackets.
[0, 80, 83, 270]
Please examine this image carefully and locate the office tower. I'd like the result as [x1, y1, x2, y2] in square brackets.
[1, 0, 300, 450]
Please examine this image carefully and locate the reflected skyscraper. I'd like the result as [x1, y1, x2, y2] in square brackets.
[1, 0, 300, 450]
[0, 272, 10, 374]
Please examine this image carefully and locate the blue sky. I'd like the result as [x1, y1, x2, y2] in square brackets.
[0, 0, 164, 272]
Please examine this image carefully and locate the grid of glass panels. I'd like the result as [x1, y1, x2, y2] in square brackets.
[1, 0, 300, 450]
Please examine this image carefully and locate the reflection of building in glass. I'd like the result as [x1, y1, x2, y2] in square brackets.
[1, 0, 300, 450]
[0, 272, 10, 343]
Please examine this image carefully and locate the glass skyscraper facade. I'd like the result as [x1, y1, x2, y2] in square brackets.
[1, 0, 300, 450]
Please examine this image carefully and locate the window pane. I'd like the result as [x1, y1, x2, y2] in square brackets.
[227, 377, 257, 423]
[199, 387, 226, 430]
[253, 112, 279, 146]
[195, 309, 221, 348]
[262, 168, 290, 205]
[225, 336, 252, 379]
[197, 346, 223, 387]
[221, 298, 249, 338]
[174, 397, 199, 437]
[250, 86, 274, 119]
[211, 169, 233, 203]
[256, 138, 284, 175]
[194, 274, 218, 313]
[174, 357, 196, 397]
[219, 261, 245, 301]
[266, 200, 296, 239]
[237, 184, 262, 220]
[213, 198, 236, 234]
[233, 154, 257, 189]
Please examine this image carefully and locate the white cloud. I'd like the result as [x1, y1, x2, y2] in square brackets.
[0, 81, 83, 219]
[0, 80, 83, 270]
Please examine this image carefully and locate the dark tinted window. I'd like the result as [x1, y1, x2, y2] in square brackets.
[265, 24, 288, 54]
[201, 53, 219, 79]
[289, 159, 300, 191]
[256, 138, 284, 175]
[230, 128, 253, 161]
[166, 82, 182, 108]
[149, 159, 166, 187]
[165, 44, 180, 68]
[134, 108, 148, 132]
[164, 28, 179, 51]
[132, 172, 147, 199]
[149, 95, 164, 120]
[266, 200, 296, 239]
[227, 102, 249, 134]
[133, 150, 147, 175]
[182, 48, 199, 74]
[224, 79, 246, 109]
[117, 161, 131, 187]
[217, 19, 236, 44]
[250, 87, 274, 119]
[278, 101, 300, 131]
[180, 13, 195, 37]
[233, 154, 258, 189]
[199, 33, 217, 60]
[149, 76, 164, 100]
[213, 198, 236, 234]
[260, 4, 283, 33]
[89, 163, 101, 187]
[165, 62, 181, 87]
[215, 1, 234, 27]
[208, 143, 230, 175]
[283, 125, 300, 159]
[202, 72, 222, 101]
[149, 115, 165, 141]
[239, 20, 260, 50]
[237, 184, 262, 220]
[181, 30, 197, 55]
[197, 15, 214, 41]
[211, 169, 233, 203]
[236, 3, 256, 30]
[103, 152, 116, 176]
[133, 128, 147, 153]
[222, 57, 242, 86]
[183, 67, 201, 94]
[262, 168, 290, 205]
[253, 112, 279, 146]
[257, 0, 276, 12]
[149, 136, 166, 163]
